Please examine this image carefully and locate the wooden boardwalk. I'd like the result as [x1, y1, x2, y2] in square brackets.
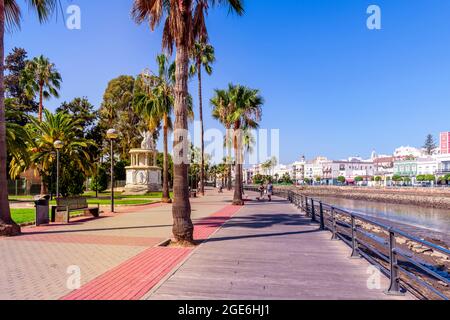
[148, 195, 413, 300]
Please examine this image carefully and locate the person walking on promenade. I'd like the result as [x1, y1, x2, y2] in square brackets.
[267, 181, 274, 202]
[257, 183, 265, 201]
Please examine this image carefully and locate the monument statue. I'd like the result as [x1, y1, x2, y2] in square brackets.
[123, 131, 162, 195]
[141, 131, 155, 151]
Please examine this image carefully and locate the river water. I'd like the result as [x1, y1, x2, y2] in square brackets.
[316, 196, 450, 235]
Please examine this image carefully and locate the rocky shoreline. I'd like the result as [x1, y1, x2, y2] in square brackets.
[292, 186, 450, 210]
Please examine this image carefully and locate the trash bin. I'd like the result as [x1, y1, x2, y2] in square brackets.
[35, 195, 50, 226]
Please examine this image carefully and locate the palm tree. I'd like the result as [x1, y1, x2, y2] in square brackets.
[10, 110, 95, 193]
[213, 84, 263, 205]
[134, 54, 175, 204]
[21, 55, 61, 122]
[190, 42, 215, 196]
[211, 88, 233, 191]
[1, 0, 60, 236]
[132, 0, 244, 244]
[6, 113, 31, 179]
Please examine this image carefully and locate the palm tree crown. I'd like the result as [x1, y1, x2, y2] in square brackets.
[21, 55, 62, 121]
[132, 0, 243, 53]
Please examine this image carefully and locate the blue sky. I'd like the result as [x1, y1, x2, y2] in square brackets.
[6, 0, 450, 164]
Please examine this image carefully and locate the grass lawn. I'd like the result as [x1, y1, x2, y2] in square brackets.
[11, 208, 100, 225]
[47, 199, 156, 206]
[10, 197, 157, 225]
[9, 192, 172, 202]
[11, 209, 36, 225]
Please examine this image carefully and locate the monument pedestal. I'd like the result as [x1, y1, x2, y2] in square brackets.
[123, 149, 162, 195]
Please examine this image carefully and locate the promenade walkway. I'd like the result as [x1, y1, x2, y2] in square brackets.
[1, 191, 412, 300]
[148, 194, 412, 300]
[0, 190, 235, 300]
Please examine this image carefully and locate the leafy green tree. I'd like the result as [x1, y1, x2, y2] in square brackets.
[355, 176, 364, 183]
[57, 97, 98, 137]
[190, 42, 215, 196]
[280, 173, 293, 185]
[423, 134, 437, 155]
[132, 0, 244, 244]
[4, 47, 38, 119]
[100, 75, 143, 160]
[21, 55, 61, 122]
[90, 165, 108, 193]
[337, 176, 346, 184]
[1, 0, 61, 236]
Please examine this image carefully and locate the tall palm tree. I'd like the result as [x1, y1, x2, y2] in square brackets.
[21, 55, 62, 122]
[190, 42, 215, 196]
[211, 88, 233, 191]
[132, 0, 244, 244]
[134, 54, 175, 204]
[1, 0, 60, 236]
[213, 84, 263, 205]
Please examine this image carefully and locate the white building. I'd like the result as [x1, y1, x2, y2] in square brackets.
[394, 146, 423, 158]
[273, 164, 293, 180]
[322, 159, 375, 184]
[292, 156, 306, 183]
[304, 157, 329, 181]
[416, 157, 439, 176]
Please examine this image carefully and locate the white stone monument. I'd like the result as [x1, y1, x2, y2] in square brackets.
[123, 131, 162, 195]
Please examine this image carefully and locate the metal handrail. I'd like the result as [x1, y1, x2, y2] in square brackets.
[244, 186, 450, 300]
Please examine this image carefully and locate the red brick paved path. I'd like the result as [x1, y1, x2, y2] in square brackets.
[60, 205, 242, 300]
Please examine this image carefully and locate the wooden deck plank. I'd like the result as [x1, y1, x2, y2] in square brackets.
[148, 196, 413, 300]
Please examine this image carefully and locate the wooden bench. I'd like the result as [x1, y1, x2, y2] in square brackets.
[52, 197, 100, 224]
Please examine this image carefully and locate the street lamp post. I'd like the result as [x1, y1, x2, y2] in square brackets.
[53, 140, 64, 198]
[107, 129, 119, 213]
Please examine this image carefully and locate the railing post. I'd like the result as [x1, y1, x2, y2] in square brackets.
[331, 207, 338, 241]
[305, 197, 309, 216]
[319, 202, 325, 230]
[311, 199, 317, 222]
[350, 215, 360, 258]
[385, 229, 404, 296]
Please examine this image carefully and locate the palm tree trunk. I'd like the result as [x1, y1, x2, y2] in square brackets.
[226, 127, 232, 191]
[38, 84, 43, 122]
[172, 42, 194, 244]
[0, 1, 20, 236]
[162, 113, 171, 203]
[232, 129, 244, 206]
[198, 62, 205, 196]
[38, 83, 47, 195]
